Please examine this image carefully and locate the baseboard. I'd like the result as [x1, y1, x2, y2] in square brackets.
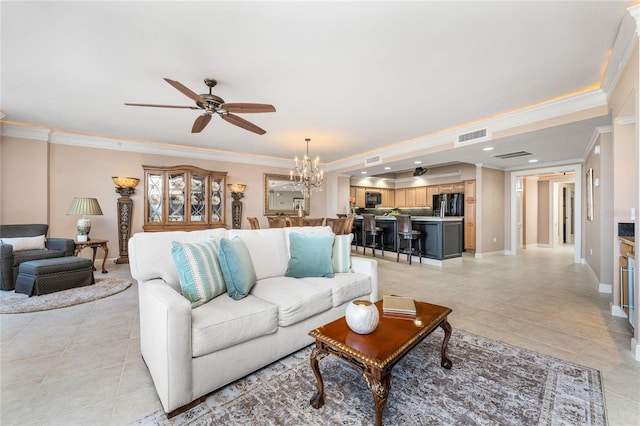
[632, 337, 640, 362]
[599, 283, 612, 294]
[611, 304, 628, 318]
[474, 250, 507, 259]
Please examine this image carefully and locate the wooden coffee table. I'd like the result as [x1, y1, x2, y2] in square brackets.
[308, 300, 452, 426]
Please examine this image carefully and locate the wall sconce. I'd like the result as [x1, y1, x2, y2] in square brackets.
[228, 184, 246, 229]
[112, 177, 140, 263]
[66, 197, 103, 242]
[594, 145, 601, 155]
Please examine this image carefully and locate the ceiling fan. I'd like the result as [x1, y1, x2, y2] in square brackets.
[125, 78, 276, 134]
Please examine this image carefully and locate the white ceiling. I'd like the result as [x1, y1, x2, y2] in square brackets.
[0, 1, 632, 176]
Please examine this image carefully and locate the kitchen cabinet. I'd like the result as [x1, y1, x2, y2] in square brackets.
[426, 186, 438, 208]
[143, 165, 227, 232]
[405, 188, 416, 207]
[464, 180, 476, 250]
[415, 186, 427, 206]
[355, 187, 366, 208]
[395, 188, 406, 207]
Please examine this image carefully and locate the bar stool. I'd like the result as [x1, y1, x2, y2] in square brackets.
[362, 214, 384, 257]
[396, 214, 421, 264]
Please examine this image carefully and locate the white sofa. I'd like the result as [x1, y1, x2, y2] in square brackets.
[128, 226, 378, 415]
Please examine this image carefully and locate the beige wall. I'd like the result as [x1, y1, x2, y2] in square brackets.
[524, 176, 538, 246]
[584, 134, 604, 281]
[1, 136, 49, 224]
[1, 138, 328, 259]
[479, 167, 505, 253]
[537, 180, 550, 245]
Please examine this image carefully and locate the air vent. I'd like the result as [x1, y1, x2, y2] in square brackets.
[494, 151, 533, 159]
[365, 155, 382, 166]
[457, 128, 488, 143]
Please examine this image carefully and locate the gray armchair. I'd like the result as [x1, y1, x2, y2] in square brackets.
[0, 224, 75, 290]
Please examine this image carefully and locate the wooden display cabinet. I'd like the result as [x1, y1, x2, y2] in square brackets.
[143, 165, 227, 231]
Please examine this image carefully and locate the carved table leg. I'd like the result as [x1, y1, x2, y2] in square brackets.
[363, 371, 392, 426]
[309, 347, 326, 409]
[100, 243, 109, 273]
[440, 320, 453, 369]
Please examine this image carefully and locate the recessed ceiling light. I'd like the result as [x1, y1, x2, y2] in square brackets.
[483, 147, 494, 151]
[384, 167, 391, 170]
[528, 159, 538, 163]
[361, 171, 367, 174]
[414, 161, 422, 164]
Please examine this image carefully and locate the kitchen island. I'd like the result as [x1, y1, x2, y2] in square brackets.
[353, 216, 464, 262]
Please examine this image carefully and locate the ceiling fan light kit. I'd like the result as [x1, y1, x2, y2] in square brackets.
[125, 78, 275, 134]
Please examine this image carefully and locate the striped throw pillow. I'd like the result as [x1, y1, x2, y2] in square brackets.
[332, 233, 353, 273]
[171, 239, 226, 308]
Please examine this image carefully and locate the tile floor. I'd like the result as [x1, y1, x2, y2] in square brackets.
[1, 245, 639, 425]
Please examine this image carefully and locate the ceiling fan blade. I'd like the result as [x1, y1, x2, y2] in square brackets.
[222, 103, 276, 113]
[164, 78, 208, 106]
[221, 113, 267, 135]
[192, 113, 212, 133]
[125, 103, 199, 109]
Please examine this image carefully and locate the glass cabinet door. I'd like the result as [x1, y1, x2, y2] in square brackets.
[211, 177, 223, 223]
[168, 173, 186, 223]
[147, 173, 163, 223]
[190, 174, 206, 223]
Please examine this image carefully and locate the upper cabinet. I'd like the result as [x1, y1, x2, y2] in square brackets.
[143, 165, 227, 232]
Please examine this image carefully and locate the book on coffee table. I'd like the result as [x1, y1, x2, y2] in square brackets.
[382, 295, 417, 315]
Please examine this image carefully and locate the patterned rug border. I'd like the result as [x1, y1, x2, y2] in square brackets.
[134, 328, 607, 426]
[0, 278, 132, 314]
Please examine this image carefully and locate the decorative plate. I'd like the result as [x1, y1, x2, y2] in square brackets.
[211, 181, 220, 192]
[212, 195, 221, 206]
[171, 195, 184, 205]
[149, 194, 161, 205]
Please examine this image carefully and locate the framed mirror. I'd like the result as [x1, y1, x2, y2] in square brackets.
[264, 173, 310, 216]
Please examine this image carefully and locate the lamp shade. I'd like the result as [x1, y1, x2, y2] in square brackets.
[227, 183, 247, 193]
[112, 177, 140, 188]
[66, 197, 104, 216]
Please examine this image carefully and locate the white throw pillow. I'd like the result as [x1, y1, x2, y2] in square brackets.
[1, 235, 46, 252]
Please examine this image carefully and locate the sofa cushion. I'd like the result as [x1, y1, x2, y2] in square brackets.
[300, 273, 372, 307]
[171, 239, 226, 308]
[227, 228, 288, 280]
[285, 232, 335, 278]
[191, 294, 278, 357]
[11, 249, 64, 266]
[250, 277, 333, 326]
[283, 226, 333, 256]
[332, 233, 353, 273]
[129, 228, 228, 293]
[217, 237, 257, 300]
[1, 235, 46, 252]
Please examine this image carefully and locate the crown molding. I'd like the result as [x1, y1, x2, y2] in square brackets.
[504, 158, 584, 173]
[0, 123, 52, 141]
[614, 115, 637, 125]
[602, 5, 640, 98]
[326, 88, 607, 173]
[585, 125, 613, 158]
[0, 122, 292, 169]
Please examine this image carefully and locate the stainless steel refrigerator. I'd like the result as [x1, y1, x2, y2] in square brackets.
[433, 193, 464, 216]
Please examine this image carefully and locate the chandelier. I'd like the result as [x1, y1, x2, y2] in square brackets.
[290, 138, 324, 196]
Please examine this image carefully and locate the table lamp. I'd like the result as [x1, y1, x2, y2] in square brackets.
[66, 197, 103, 242]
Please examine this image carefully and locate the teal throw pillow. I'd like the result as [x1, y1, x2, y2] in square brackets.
[286, 232, 335, 278]
[171, 239, 226, 309]
[217, 237, 257, 300]
[332, 233, 353, 273]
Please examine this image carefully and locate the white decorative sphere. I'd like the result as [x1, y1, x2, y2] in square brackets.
[345, 300, 379, 334]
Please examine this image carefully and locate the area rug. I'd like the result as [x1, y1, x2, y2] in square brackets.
[0, 278, 132, 314]
[133, 329, 607, 426]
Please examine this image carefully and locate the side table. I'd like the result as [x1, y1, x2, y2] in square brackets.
[74, 239, 109, 273]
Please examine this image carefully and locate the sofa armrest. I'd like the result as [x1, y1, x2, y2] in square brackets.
[46, 238, 75, 256]
[138, 279, 194, 413]
[0, 244, 14, 290]
[352, 257, 378, 302]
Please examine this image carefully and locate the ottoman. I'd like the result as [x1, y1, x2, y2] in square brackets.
[15, 257, 95, 296]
